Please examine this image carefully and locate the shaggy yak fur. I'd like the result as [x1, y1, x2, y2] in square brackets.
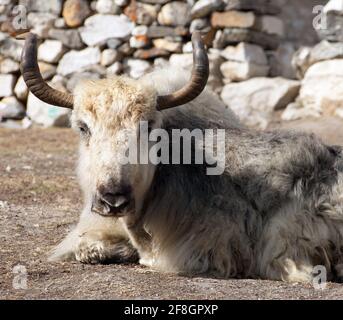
[48, 67, 343, 283]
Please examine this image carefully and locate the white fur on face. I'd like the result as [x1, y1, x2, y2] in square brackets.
[71, 77, 160, 212]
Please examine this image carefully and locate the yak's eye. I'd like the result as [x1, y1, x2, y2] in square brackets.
[78, 122, 90, 136]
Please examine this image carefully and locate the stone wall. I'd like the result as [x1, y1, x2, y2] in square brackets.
[0, 0, 325, 128]
[268, 0, 326, 79]
[282, 0, 343, 122]
[276, 0, 326, 47]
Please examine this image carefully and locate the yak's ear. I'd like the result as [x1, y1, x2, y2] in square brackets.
[21, 32, 74, 109]
[156, 31, 209, 111]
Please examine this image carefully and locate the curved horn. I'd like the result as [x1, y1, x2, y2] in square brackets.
[20, 33, 74, 109]
[156, 31, 209, 110]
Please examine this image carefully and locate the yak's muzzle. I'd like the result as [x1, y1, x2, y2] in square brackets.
[92, 184, 133, 217]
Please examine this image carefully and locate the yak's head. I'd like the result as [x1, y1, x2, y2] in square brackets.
[20, 32, 208, 217]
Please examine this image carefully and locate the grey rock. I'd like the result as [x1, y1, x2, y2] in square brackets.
[147, 26, 188, 38]
[80, 14, 134, 46]
[0, 119, 30, 129]
[66, 72, 101, 91]
[221, 77, 300, 129]
[318, 0, 343, 41]
[51, 75, 67, 88]
[54, 18, 66, 28]
[26, 92, 71, 127]
[138, 0, 170, 3]
[106, 62, 123, 76]
[20, 0, 63, 15]
[38, 62, 57, 80]
[316, 14, 343, 42]
[0, 74, 16, 97]
[0, 96, 25, 120]
[22, 117, 33, 129]
[293, 40, 343, 79]
[57, 47, 101, 76]
[191, 0, 223, 19]
[268, 42, 296, 79]
[27, 12, 57, 38]
[49, 29, 84, 49]
[169, 53, 193, 70]
[207, 48, 225, 93]
[214, 28, 280, 50]
[309, 40, 343, 64]
[295, 60, 343, 119]
[323, 0, 343, 13]
[158, 2, 191, 26]
[0, 1, 13, 6]
[130, 36, 149, 49]
[124, 59, 151, 79]
[153, 38, 182, 53]
[132, 25, 149, 36]
[182, 41, 193, 53]
[154, 57, 170, 68]
[115, 0, 129, 7]
[14, 76, 28, 101]
[38, 40, 66, 64]
[101, 49, 121, 67]
[107, 38, 123, 49]
[220, 42, 268, 65]
[0, 58, 19, 73]
[220, 60, 269, 81]
[95, 0, 120, 14]
[86, 64, 108, 77]
[281, 102, 320, 122]
[292, 46, 311, 79]
[211, 10, 256, 29]
[256, 15, 284, 37]
[0, 32, 7, 42]
[224, 0, 281, 15]
[0, 37, 23, 61]
[118, 42, 135, 56]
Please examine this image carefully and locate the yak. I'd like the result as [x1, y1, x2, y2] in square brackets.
[20, 32, 343, 282]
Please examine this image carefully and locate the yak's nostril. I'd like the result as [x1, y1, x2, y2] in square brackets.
[94, 184, 133, 216]
[100, 191, 131, 208]
[102, 193, 129, 208]
[113, 195, 129, 208]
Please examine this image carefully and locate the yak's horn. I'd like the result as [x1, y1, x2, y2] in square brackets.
[156, 31, 209, 110]
[21, 33, 74, 109]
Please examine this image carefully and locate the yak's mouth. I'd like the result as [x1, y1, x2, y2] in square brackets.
[91, 199, 134, 217]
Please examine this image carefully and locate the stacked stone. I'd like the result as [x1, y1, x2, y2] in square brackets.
[0, 0, 298, 129]
[282, 0, 343, 122]
[216, 1, 301, 129]
[212, 0, 284, 84]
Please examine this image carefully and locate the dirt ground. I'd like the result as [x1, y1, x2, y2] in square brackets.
[2, 117, 343, 300]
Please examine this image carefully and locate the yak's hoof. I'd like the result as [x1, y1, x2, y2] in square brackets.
[75, 238, 107, 264]
[75, 235, 139, 265]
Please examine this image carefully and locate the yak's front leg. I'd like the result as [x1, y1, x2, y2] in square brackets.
[49, 208, 138, 264]
[121, 214, 154, 267]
